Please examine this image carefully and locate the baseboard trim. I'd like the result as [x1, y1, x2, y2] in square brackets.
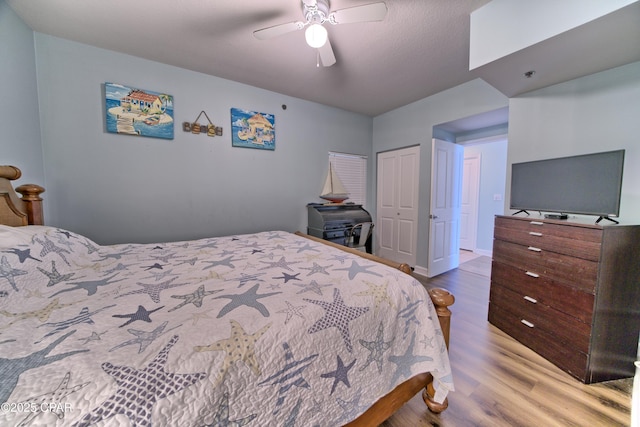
[475, 248, 492, 258]
[413, 265, 429, 277]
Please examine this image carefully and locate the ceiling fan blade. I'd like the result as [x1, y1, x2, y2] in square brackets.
[330, 2, 387, 24]
[318, 37, 336, 67]
[253, 21, 304, 40]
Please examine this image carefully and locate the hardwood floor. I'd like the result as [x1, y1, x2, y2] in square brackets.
[382, 259, 633, 427]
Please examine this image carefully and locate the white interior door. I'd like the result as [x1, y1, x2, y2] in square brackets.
[460, 153, 480, 251]
[376, 146, 420, 266]
[427, 139, 463, 277]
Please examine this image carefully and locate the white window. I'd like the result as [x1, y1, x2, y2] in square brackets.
[329, 152, 367, 206]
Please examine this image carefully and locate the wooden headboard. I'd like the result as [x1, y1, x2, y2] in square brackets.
[0, 165, 45, 226]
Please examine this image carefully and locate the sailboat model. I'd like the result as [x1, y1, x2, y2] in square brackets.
[320, 163, 349, 203]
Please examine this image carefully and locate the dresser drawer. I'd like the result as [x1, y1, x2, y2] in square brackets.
[489, 284, 591, 353]
[495, 216, 602, 242]
[491, 261, 595, 323]
[488, 304, 588, 381]
[493, 239, 598, 293]
[494, 220, 602, 261]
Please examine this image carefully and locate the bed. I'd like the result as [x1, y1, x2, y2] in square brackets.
[0, 165, 454, 426]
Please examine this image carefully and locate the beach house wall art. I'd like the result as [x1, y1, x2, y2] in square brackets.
[230, 108, 275, 150]
[105, 83, 174, 140]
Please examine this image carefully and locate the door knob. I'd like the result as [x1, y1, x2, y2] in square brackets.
[429, 214, 438, 219]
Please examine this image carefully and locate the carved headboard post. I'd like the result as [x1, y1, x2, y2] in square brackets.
[16, 183, 45, 225]
[0, 165, 45, 226]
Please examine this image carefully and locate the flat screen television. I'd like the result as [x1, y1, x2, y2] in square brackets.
[510, 149, 625, 224]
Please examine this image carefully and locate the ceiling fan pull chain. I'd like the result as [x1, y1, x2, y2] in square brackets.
[317, 51, 320, 68]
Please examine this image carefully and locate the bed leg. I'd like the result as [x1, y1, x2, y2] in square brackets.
[422, 376, 449, 413]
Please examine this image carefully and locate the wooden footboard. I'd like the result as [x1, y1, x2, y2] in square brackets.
[294, 231, 454, 422]
[294, 231, 414, 275]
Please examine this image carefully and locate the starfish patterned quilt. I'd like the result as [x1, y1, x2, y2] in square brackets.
[0, 225, 453, 426]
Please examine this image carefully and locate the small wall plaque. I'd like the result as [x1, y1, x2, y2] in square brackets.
[183, 111, 223, 137]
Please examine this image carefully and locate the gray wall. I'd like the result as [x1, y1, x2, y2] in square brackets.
[4, 1, 639, 260]
[27, 33, 372, 244]
[373, 61, 640, 270]
[0, 1, 44, 187]
[507, 61, 640, 225]
[372, 79, 509, 270]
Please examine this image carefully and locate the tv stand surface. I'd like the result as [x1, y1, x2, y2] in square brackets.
[544, 213, 568, 220]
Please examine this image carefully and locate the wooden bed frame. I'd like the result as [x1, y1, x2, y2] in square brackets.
[0, 165, 454, 426]
[295, 232, 453, 425]
[0, 166, 45, 226]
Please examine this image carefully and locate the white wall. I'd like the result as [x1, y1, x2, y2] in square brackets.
[507, 61, 640, 224]
[0, 1, 44, 187]
[372, 79, 509, 270]
[30, 34, 373, 244]
[5, 1, 638, 253]
[470, 0, 637, 69]
[373, 61, 640, 269]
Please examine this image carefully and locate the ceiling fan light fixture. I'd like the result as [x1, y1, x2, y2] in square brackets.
[305, 24, 327, 48]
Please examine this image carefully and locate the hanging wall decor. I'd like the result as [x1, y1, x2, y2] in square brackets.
[182, 111, 223, 137]
[230, 108, 275, 150]
[105, 83, 174, 140]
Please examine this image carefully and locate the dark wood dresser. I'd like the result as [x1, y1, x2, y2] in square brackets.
[488, 215, 640, 383]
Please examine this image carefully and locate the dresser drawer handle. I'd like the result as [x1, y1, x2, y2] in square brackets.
[525, 271, 539, 278]
[520, 319, 535, 328]
[528, 231, 543, 237]
[530, 221, 544, 226]
[527, 246, 542, 252]
[524, 296, 537, 304]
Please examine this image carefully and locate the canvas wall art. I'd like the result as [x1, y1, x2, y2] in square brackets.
[105, 83, 174, 139]
[231, 108, 275, 150]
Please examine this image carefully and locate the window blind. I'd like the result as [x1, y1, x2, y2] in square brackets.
[329, 152, 367, 206]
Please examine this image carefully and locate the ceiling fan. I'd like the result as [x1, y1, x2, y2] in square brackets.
[253, 0, 387, 67]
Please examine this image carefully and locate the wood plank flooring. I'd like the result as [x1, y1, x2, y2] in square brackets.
[382, 259, 632, 427]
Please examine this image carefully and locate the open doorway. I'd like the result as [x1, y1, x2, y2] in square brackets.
[430, 107, 508, 275]
[459, 134, 508, 258]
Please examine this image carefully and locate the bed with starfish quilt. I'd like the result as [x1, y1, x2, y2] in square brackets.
[0, 224, 453, 426]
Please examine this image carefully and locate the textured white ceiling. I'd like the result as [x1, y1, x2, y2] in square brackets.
[6, 0, 490, 116]
[7, 0, 640, 117]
